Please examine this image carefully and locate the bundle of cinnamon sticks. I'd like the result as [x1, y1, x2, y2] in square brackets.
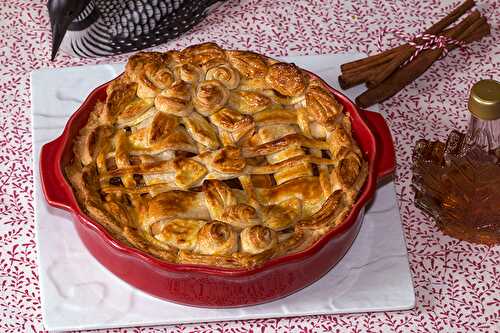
[339, 0, 490, 108]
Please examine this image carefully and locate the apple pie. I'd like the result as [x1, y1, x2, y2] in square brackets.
[65, 43, 368, 268]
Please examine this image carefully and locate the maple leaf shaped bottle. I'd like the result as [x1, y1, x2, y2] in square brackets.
[411, 79, 500, 245]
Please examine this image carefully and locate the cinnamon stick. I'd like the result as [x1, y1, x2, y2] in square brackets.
[340, 45, 406, 73]
[339, 59, 399, 89]
[366, 9, 480, 87]
[424, 0, 475, 35]
[355, 16, 489, 108]
[339, 71, 373, 90]
[339, 0, 475, 88]
[456, 16, 487, 41]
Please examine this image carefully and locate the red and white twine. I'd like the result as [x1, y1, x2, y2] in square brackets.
[387, 29, 465, 65]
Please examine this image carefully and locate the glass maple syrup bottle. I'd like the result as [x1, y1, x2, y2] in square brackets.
[411, 79, 500, 245]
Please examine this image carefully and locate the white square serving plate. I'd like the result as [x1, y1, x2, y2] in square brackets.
[32, 52, 415, 332]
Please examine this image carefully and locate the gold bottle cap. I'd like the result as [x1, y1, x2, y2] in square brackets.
[468, 79, 500, 120]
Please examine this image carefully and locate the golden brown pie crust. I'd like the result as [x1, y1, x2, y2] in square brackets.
[65, 43, 368, 269]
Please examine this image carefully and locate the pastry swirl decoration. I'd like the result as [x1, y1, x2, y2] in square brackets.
[175, 63, 202, 84]
[195, 221, 238, 255]
[193, 80, 230, 116]
[240, 225, 278, 254]
[66, 43, 368, 269]
[206, 64, 241, 89]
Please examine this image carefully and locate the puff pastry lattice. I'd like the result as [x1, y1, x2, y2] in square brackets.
[66, 43, 368, 268]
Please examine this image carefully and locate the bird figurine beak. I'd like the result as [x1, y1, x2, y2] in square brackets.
[50, 17, 72, 61]
[47, 0, 90, 61]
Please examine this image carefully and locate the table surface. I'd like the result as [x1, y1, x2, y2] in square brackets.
[0, 0, 499, 332]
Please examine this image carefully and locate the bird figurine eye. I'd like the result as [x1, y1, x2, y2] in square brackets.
[47, 0, 227, 60]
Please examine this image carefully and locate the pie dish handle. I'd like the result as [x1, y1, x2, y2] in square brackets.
[362, 110, 396, 182]
[40, 135, 74, 212]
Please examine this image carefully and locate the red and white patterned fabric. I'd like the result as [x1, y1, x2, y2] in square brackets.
[0, 0, 499, 332]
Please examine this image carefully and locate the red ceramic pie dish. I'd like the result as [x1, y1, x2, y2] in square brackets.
[40, 72, 395, 307]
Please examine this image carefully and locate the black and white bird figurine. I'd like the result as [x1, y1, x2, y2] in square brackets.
[47, 0, 225, 60]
